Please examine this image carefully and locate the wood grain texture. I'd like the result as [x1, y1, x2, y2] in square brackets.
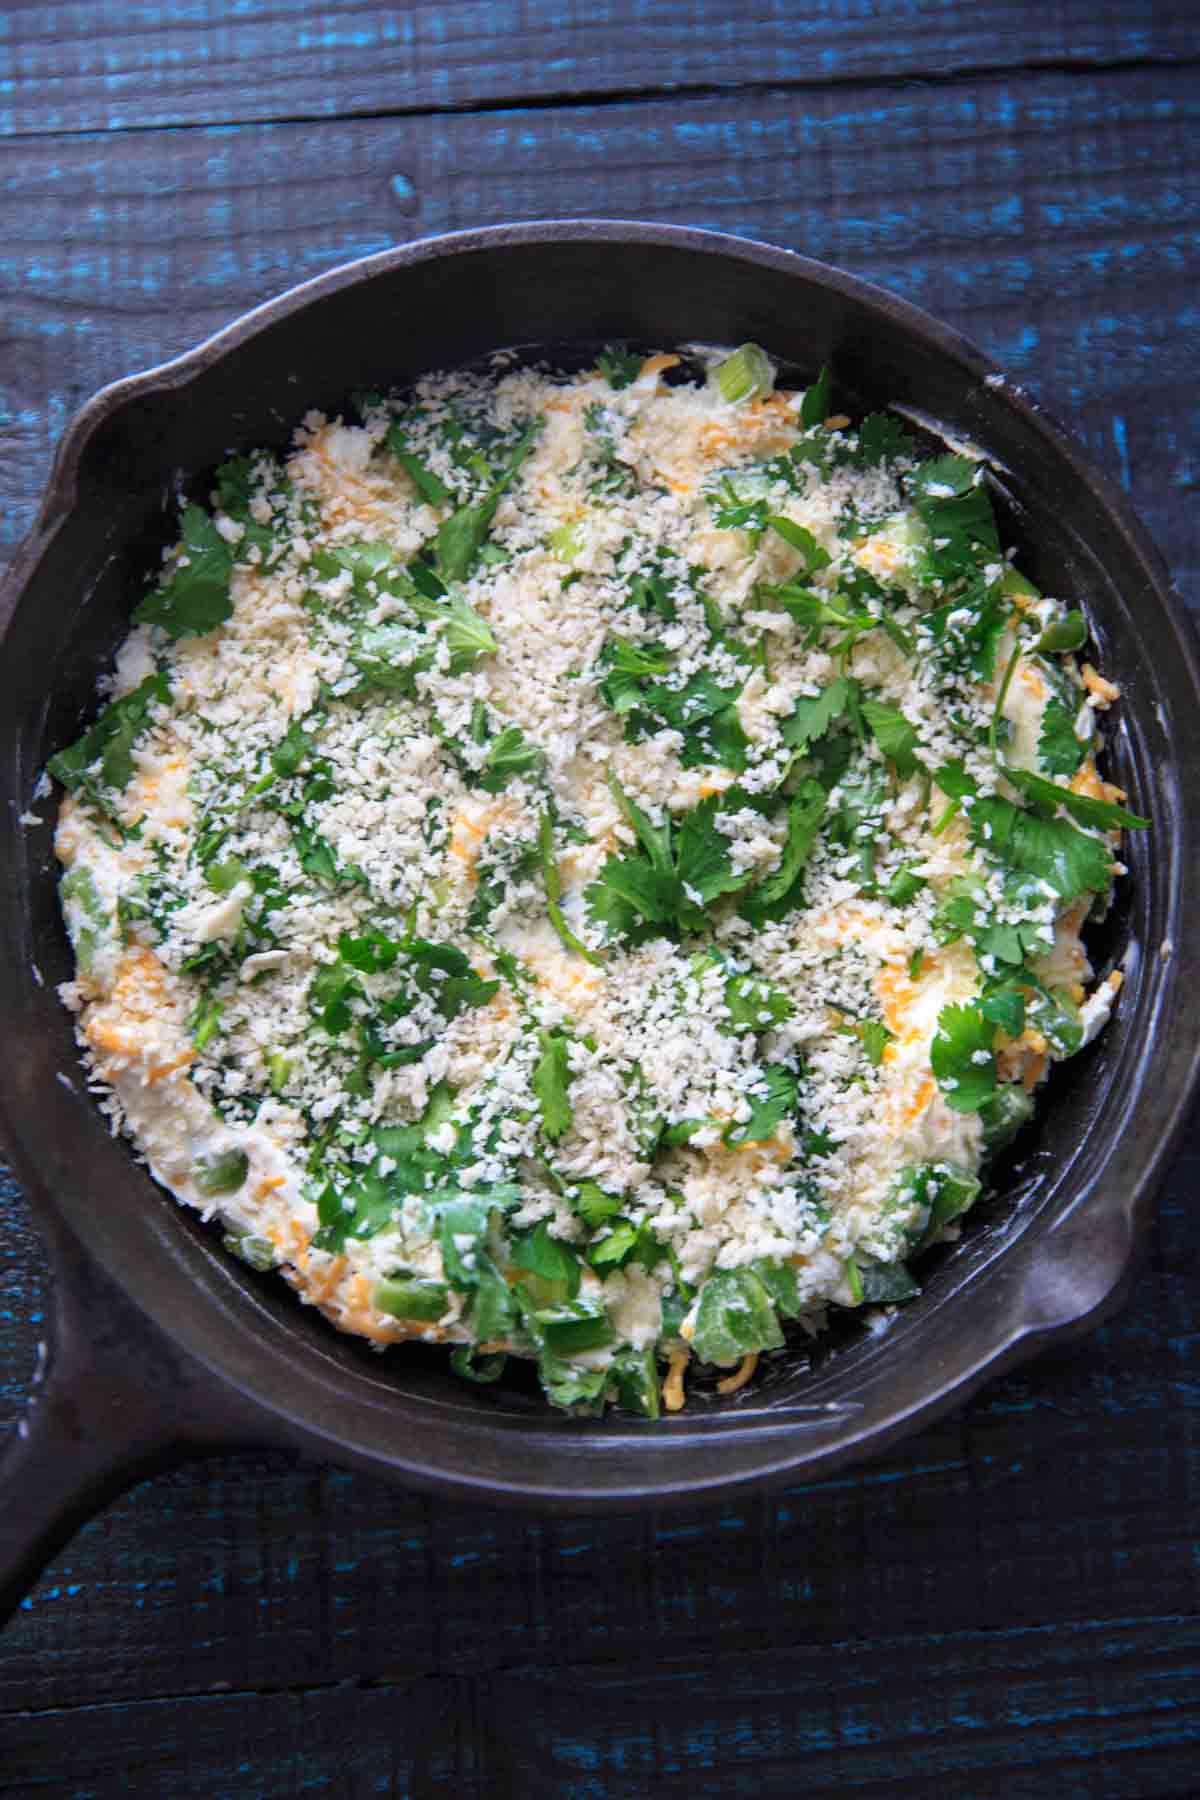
[5, 1612, 1200, 1798]
[0, 1167, 47, 1421]
[0, 70, 1196, 595]
[2, 16, 1200, 1795]
[0, 1, 1197, 138]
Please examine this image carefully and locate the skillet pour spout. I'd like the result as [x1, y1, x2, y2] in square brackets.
[2, 221, 1199, 1622]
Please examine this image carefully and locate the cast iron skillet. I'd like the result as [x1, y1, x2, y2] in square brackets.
[2, 221, 1198, 1622]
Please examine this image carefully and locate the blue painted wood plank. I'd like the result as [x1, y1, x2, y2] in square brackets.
[0, 1168, 48, 1423]
[0, 1, 1196, 138]
[4, 1679, 482, 1798]
[4, 1615, 1200, 1795]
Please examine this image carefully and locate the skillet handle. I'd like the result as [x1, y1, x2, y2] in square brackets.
[0, 1215, 260, 1627]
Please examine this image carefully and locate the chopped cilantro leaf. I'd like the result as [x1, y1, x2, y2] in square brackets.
[856, 1019, 894, 1067]
[724, 1063, 797, 1146]
[933, 760, 978, 800]
[271, 717, 312, 778]
[337, 928, 400, 973]
[598, 635, 748, 770]
[48, 670, 171, 811]
[711, 480, 768, 535]
[572, 1181, 625, 1229]
[860, 698, 922, 776]
[350, 620, 435, 693]
[596, 345, 643, 389]
[924, 578, 1010, 681]
[583, 402, 639, 496]
[440, 595, 499, 672]
[855, 1257, 921, 1303]
[590, 853, 678, 928]
[910, 458, 999, 581]
[402, 940, 500, 1019]
[511, 1220, 582, 1301]
[533, 1029, 573, 1141]
[930, 1004, 997, 1113]
[641, 671, 749, 771]
[586, 790, 753, 942]
[385, 424, 454, 506]
[765, 583, 873, 639]
[675, 796, 748, 912]
[214, 454, 260, 514]
[133, 505, 235, 638]
[886, 864, 927, 906]
[741, 778, 826, 925]
[309, 963, 362, 1034]
[291, 819, 360, 890]
[852, 414, 917, 467]
[766, 516, 831, 574]
[725, 972, 795, 1035]
[434, 422, 539, 582]
[979, 984, 1026, 1038]
[535, 1355, 610, 1411]
[477, 724, 544, 793]
[968, 794, 1114, 901]
[627, 566, 677, 621]
[1026, 983, 1084, 1058]
[598, 635, 674, 713]
[781, 678, 853, 755]
[799, 365, 832, 429]
[1037, 697, 1087, 777]
[1002, 766, 1147, 832]
[607, 774, 673, 874]
[586, 1218, 660, 1273]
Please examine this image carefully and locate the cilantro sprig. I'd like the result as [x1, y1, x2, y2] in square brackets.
[1037, 697, 1087, 778]
[930, 1004, 998, 1113]
[967, 794, 1113, 903]
[909, 455, 999, 583]
[49, 670, 171, 818]
[586, 778, 753, 942]
[134, 506, 235, 639]
[596, 345, 643, 390]
[533, 1029, 574, 1141]
[434, 421, 540, 583]
[597, 633, 750, 772]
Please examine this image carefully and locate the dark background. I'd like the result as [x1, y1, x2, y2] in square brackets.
[2, 4, 1199, 1794]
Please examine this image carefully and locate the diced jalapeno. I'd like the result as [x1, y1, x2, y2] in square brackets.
[612, 1346, 661, 1418]
[979, 1084, 1036, 1152]
[222, 1232, 276, 1272]
[856, 1258, 921, 1303]
[374, 1276, 450, 1322]
[534, 1301, 616, 1356]
[193, 1148, 249, 1196]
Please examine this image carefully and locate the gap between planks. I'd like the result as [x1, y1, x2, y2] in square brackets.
[4, 1606, 1199, 1720]
[4, 49, 1199, 145]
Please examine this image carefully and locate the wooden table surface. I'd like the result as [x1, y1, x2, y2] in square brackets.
[2, 5, 1199, 1794]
